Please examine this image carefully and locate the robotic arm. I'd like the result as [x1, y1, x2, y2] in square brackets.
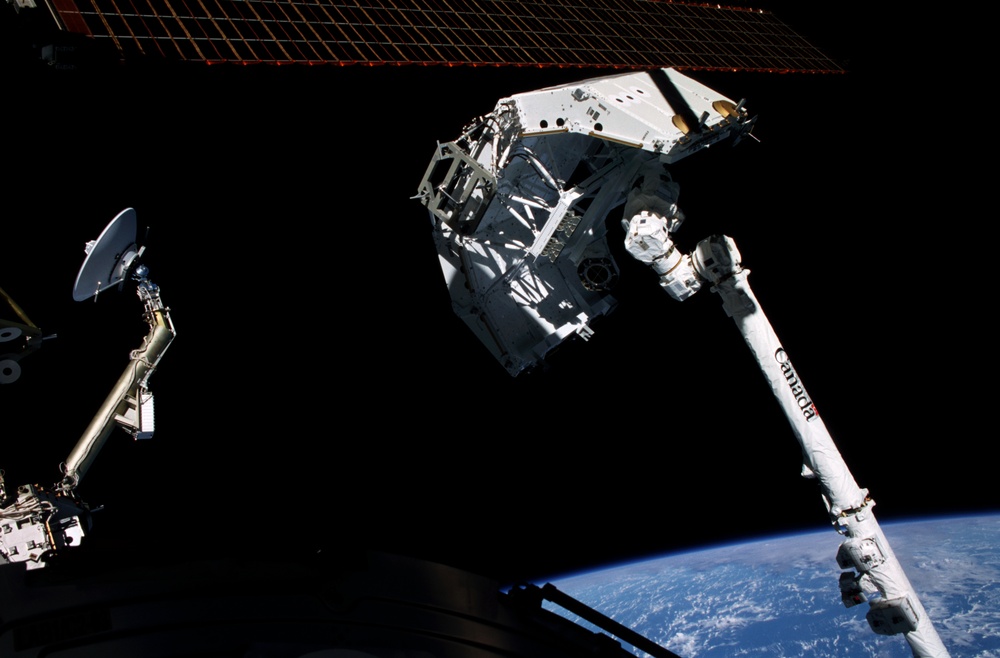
[622, 207, 950, 658]
[59, 266, 175, 492]
[0, 209, 175, 569]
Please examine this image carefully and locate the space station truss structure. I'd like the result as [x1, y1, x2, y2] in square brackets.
[415, 67, 755, 375]
[13, 0, 844, 73]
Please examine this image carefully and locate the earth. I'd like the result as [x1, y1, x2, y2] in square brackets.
[544, 514, 1000, 658]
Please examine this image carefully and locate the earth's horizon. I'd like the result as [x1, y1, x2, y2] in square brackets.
[545, 513, 1000, 658]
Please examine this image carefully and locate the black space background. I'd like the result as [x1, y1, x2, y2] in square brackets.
[1, 3, 992, 587]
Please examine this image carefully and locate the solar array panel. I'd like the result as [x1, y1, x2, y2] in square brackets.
[40, 0, 844, 72]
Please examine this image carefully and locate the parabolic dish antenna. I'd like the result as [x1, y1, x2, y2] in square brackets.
[72, 208, 144, 302]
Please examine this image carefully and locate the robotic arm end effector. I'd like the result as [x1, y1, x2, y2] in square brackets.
[623, 210, 703, 302]
[623, 207, 744, 302]
[692, 235, 742, 285]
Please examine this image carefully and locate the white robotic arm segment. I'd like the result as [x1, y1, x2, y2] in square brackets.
[623, 211, 703, 302]
[618, 223, 950, 657]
